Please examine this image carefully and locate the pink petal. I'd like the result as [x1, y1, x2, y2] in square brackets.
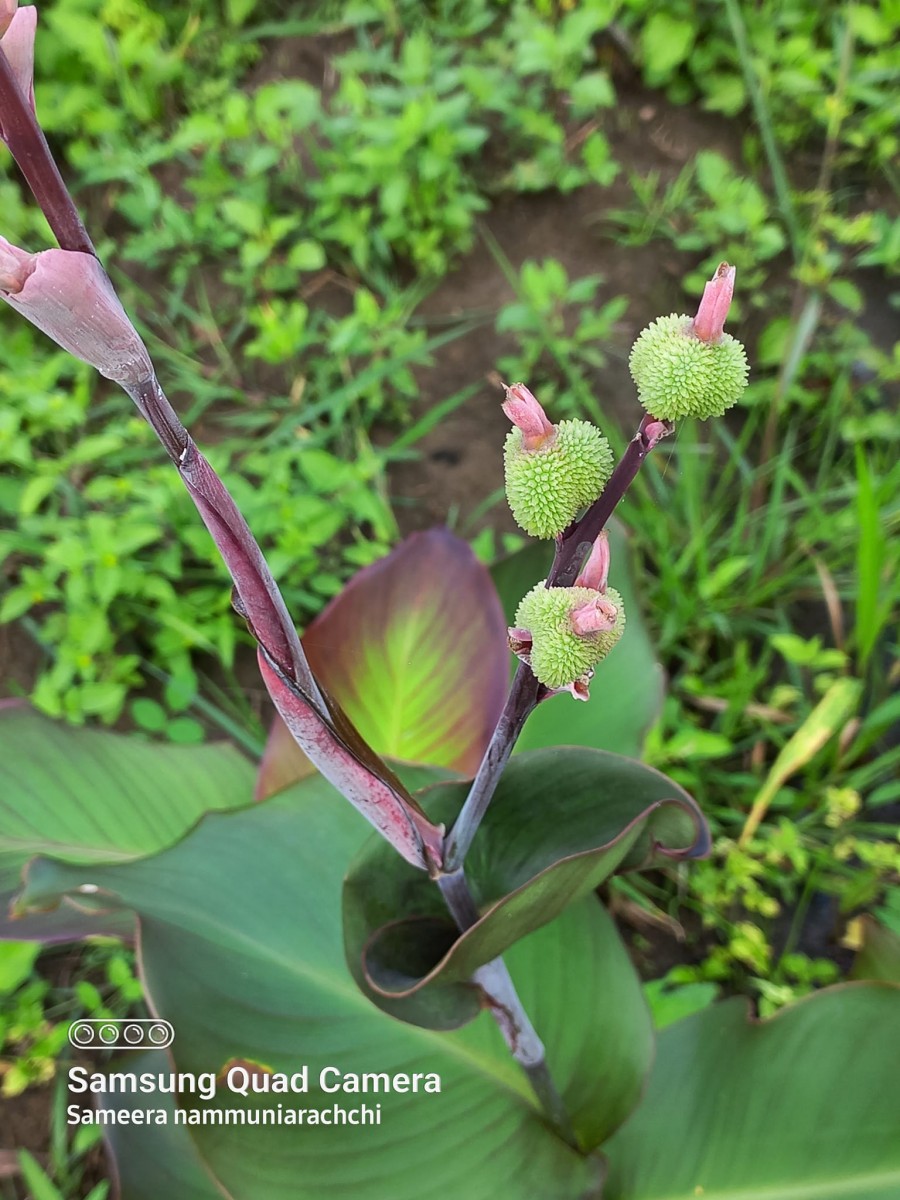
[691, 262, 736, 343]
[502, 381, 555, 450]
[569, 595, 618, 636]
[574, 531, 610, 592]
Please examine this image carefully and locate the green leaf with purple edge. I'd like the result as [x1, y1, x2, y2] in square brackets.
[256, 529, 508, 800]
[0, 703, 253, 941]
[343, 748, 709, 1035]
[491, 521, 664, 760]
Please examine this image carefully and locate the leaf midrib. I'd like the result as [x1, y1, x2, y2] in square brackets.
[385, 605, 425, 759]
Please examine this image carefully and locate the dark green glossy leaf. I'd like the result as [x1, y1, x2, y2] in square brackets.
[490, 522, 663, 759]
[95, 1051, 224, 1200]
[603, 986, 900, 1199]
[0, 703, 253, 940]
[21, 776, 614, 1198]
[343, 748, 708, 1031]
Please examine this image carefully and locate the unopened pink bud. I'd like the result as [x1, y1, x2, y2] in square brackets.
[0, 0, 17, 39]
[569, 594, 618, 636]
[0, 244, 153, 386]
[0, 236, 33, 293]
[644, 418, 671, 446]
[0, 5, 36, 113]
[574, 531, 610, 593]
[691, 262, 736, 343]
[502, 382, 555, 450]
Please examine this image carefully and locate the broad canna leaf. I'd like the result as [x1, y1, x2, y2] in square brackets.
[603, 985, 900, 1199]
[256, 529, 508, 801]
[0, 702, 252, 941]
[849, 915, 900, 984]
[343, 748, 708, 1032]
[21, 774, 638, 1199]
[99, 1052, 225, 1200]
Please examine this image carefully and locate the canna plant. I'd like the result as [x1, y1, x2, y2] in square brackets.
[1, 6, 900, 1198]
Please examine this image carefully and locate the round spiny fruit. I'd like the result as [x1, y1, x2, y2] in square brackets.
[628, 314, 749, 421]
[515, 584, 625, 690]
[504, 419, 613, 539]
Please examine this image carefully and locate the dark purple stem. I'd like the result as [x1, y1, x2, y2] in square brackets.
[0, 50, 94, 256]
[441, 414, 673, 874]
[0, 53, 452, 869]
[550, 414, 674, 587]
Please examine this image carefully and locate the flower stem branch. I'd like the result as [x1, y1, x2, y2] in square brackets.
[550, 415, 674, 587]
[0, 48, 94, 255]
[0, 58, 447, 870]
[442, 413, 673, 873]
[442, 663, 542, 873]
[437, 870, 578, 1148]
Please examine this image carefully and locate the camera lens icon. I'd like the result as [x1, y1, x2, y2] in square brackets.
[70, 1021, 95, 1046]
[67, 1018, 174, 1051]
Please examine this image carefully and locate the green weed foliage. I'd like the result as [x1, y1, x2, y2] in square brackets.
[0, 0, 898, 1007]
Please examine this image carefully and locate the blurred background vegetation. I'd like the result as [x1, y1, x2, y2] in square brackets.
[0, 0, 898, 1189]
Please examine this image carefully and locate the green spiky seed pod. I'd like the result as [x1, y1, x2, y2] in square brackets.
[515, 584, 625, 689]
[629, 314, 749, 420]
[504, 420, 613, 539]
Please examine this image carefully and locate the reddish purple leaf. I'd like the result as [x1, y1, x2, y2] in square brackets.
[258, 647, 445, 871]
[257, 530, 508, 800]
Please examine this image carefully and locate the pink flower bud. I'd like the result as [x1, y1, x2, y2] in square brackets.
[574, 531, 610, 593]
[691, 262, 736, 344]
[0, 4, 36, 113]
[643, 418, 672, 447]
[569, 594, 619, 636]
[0, 0, 17, 39]
[502, 382, 555, 451]
[0, 242, 153, 386]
